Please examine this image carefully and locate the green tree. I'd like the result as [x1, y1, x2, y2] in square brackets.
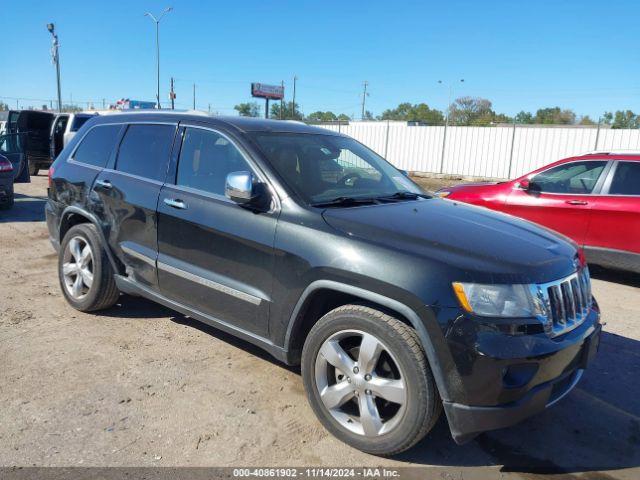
[270, 101, 303, 120]
[380, 102, 444, 124]
[0, 101, 8, 111]
[601, 112, 613, 125]
[578, 115, 596, 126]
[449, 97, 496, 126]
[234, 102, 260, 117]
[363, 110, 374, 121]
[612, 110, 639, 129]
[534, 107, 576, 125]
[337, 113, 351, 121]
[515, 111, 534, 124]
[306, 111, 338, 122]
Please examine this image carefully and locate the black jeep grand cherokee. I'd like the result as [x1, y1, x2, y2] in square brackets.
[46, 112, 601, 455]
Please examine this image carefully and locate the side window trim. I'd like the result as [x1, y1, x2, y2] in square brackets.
[528, 159, 611, 196]
[600, 160, 640, 197]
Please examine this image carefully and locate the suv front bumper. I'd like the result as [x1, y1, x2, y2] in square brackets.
[443, 317, 601, 444]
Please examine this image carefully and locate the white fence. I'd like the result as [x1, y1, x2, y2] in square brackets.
[318, 122, 640, 179]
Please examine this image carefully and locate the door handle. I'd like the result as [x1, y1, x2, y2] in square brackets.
[164, 198, 187, 210]
[95, 179, 112, 190]
[566, 200, 588, 205]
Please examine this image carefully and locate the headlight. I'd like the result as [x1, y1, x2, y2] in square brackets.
[435, 190, 451, 198]
[452, 282, 544, 318]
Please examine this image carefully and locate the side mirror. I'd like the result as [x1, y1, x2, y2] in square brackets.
[225, 171, 255, 204]
[518, 178, 530, 190]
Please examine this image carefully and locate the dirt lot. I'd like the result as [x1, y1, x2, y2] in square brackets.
[1, 176, 639, 478]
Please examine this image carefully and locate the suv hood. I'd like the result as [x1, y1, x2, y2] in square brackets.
[321, 199, 578, 284]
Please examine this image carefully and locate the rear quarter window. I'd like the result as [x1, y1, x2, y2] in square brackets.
[72, 125, 122, 168]
[609, 162, 640, 195]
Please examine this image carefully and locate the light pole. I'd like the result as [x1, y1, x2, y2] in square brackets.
[361, 81, 369, 120]
[145, 7, 172, 109]
[437, 79, 464, 173]
[47, 23, 62, 112]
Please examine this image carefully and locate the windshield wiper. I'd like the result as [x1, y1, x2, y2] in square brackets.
[310, 196, 378, 208]
[376, 191, 431, 202]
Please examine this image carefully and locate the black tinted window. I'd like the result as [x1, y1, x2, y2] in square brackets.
[116, 124, 175, 181]
[530, 161, 607, 194]
[72, 125, 121, 168]
[609, 162, 640, 195]
[177, 128, 252, 195]
[70, 115, 94, 132]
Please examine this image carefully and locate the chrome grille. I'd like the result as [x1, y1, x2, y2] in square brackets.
[538, 268, 592, 337]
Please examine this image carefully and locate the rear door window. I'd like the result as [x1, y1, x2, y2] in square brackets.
[530, 161, 607, 194]
[116, 124, 175, 182]
[608, 162, 640, 195]
[72, 125, 122, 168]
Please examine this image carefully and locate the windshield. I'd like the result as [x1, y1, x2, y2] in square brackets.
[251, 132, 423, 204]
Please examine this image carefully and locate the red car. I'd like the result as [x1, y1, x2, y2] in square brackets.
[437, 151, 640, 273]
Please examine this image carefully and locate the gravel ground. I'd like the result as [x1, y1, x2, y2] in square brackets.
[1, 176, 639, 479]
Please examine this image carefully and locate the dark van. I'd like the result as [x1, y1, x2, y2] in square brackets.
[0, 110, 54, 175]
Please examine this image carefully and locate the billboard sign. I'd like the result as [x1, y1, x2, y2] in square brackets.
[251, 83, 284, 100]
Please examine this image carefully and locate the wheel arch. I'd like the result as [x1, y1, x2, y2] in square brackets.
[59, 206, 122, 274]
[284, 280, 452, 402]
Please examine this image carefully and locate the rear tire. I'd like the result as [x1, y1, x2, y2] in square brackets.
[0, 194, 13, 210]
[28, 160, 39, 176]
[58, 223, 120, 311]
[301, 305, 441, 455]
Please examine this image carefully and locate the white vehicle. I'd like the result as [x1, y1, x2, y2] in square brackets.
[50, 112, 98, 161]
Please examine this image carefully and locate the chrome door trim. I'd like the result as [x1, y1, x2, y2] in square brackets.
[157, 261, 263, 306]
[121, 245, 156, 267]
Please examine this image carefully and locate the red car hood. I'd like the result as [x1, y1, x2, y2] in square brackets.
[437, 181, 502, 194]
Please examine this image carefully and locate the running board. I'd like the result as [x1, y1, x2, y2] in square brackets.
[114, 275, 289, 364]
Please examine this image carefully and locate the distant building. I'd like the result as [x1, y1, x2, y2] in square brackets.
[111, 98, 156, 110]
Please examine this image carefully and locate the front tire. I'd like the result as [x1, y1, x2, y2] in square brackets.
[301, 305, 441, 455]
[58, 223, 120, 311]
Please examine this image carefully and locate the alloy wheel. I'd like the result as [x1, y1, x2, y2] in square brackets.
[62, 236, 94, 300]
[314, 329, 407, 437]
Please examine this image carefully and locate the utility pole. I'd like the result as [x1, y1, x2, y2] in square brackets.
[169, 77, 175, 109]
[208, 103, 211, 114]
[361, 81, 369, 120]
[192, 83, 196, 110]
[144, 7, 173, 109]
[291, 75, 297, 119]
[437, 79, 464, 173]
[47, 23, 63, 112]
[102, 98, 106, 109]
[280, 80, 284, 120]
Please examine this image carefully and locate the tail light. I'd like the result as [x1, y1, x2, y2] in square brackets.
[48, 166, 55, 188]
[0, 157, 13, 173]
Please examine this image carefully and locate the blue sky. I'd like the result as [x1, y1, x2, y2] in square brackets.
[1, 0, 639, 119]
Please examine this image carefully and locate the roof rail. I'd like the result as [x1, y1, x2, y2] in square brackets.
[580, 149, 640, 156]
[106, 109, 209, 116]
